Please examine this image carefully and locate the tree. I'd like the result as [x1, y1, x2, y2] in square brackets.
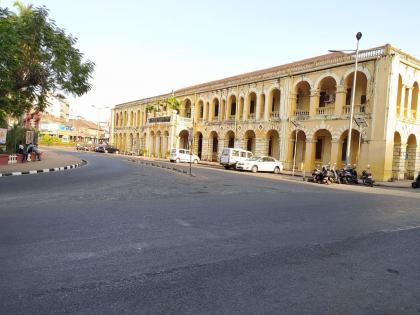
[0, 2, 94, 119]
[165, 96, 181, 113]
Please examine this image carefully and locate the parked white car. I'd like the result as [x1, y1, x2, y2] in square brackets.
[220, 148, 253, 169]
[170, 148, 200, 163]
[236, 156, 283, 173]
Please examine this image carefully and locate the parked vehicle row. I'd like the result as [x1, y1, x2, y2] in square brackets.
[76, 144, 119, 154]
[311, 164, 375, 187]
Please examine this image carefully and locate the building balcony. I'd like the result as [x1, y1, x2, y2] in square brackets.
[316, 105, 335, 116]
[270, 112, 281, 120]
[342, 104, 367, 115]
[293, 110, 310, 120]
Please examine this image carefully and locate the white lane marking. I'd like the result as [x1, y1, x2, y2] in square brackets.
[175, 219, 191, 227]
[29, 170, 37, 174]
[43, 169, 50, 172]
[12, 172, 22, 176]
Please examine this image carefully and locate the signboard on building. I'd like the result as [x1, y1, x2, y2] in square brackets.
[0, 128, 7, 145]
[148, 116, 171, 124]
[26, 130, 35, 144]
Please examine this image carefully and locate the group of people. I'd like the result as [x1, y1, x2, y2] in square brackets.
[16, 142, 42, 162]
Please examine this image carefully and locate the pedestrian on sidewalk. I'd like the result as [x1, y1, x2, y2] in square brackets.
[17, 142, 28, 162]
[33, 144, 42, 161]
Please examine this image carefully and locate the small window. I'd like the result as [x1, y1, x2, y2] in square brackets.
[200, 106, 204, 118]
[247, 152, 252, 158]
[360, 95, 366, 104]
[186, 150, 190, 155]
[232, 150, 239, 157]
[179, 150, 185, 154]
[241, 152, 246, 157]
[214, 104, 219, 117]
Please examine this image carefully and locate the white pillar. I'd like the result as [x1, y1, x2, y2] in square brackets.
[399, 85, 406, 118]
[406, 87, 413, 118]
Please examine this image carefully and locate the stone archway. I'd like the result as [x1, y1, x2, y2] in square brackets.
[162, 131, 169, 158]
[225, 130, 235, 148]
[289, 130, 307, 171]
[266, 130, 280, 159]
[209, 131, 219, 162]
[392, 131, 403, 180]
[149, 131, 156, 157]
[194, 132, 203, 158]
[312, 129, 333, 167]
[406, 134, 417, 179]
[339, 129, 361, 167]
[244, 130, 256, 153]
[179, 130, 189, 149]
[156, 131, 162, 158]
[343, 71, 368, 114]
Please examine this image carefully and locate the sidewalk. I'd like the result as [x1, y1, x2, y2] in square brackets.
[0, 150, 84, 176]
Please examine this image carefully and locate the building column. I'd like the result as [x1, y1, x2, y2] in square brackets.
[255, 137, 267, 156]
[256, 95, 262, 121]
[304, 140, 316, 172]
[399, 85, 406, 118]
[393, 142, 406, 180]
[406, 87, 413, 118]
[202, 138, 209, 161]
[309, 89, 320, 117]
[417, 90, 420, 121]
[330, 139, 340, 167]
[264, 95, 270, 121]
[414, 146, 420, 178]
[242, 98, 248, 122]
[203, 103, 208, 121]
[335, 85, 346, 116]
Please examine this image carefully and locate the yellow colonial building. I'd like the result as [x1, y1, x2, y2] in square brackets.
[110, 44, 420, 181]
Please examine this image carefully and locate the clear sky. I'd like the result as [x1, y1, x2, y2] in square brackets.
[2, 0, 420, 122]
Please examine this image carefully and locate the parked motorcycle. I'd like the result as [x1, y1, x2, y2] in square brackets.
[339, 165, 358, 184]
[312, 166, 324, 184]
[412, 173, 420, 189]
[361, 167, 374, 187]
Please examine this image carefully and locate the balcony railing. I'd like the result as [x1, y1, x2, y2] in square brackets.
[270, 112, 280, 120]
[316, 106, 335, 116]
[342, 104, 367, 114]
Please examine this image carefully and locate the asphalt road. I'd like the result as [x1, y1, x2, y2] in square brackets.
[1, 150, 420, 314]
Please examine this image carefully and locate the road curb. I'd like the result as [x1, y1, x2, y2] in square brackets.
[127, 158, 196, 177]
[0, 160, 87, 178]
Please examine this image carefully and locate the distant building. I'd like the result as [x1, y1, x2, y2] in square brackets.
[45, 97, 70, 121]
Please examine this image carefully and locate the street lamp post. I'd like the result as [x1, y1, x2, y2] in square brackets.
[346, 32, 362, 166]
[291, 120, 300, 177]
[329, 32, 362, 166]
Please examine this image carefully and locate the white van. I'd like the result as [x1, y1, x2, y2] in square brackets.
[220, 148, 253, 169]
[170, 148, 200, 163]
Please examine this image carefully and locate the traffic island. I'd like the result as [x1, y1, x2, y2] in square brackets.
[0, 150, 87, 177]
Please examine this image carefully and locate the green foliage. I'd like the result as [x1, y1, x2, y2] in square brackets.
[38, 134, 75, 147]
[145, 104, 156, 113]
[165, 96, 181, 113]
[38, 134, 61, 146]
[0, 2, 95, 118]
[5, 124, 26, 153]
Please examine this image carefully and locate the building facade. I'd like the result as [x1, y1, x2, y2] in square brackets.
[111, 44, 420, 181]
